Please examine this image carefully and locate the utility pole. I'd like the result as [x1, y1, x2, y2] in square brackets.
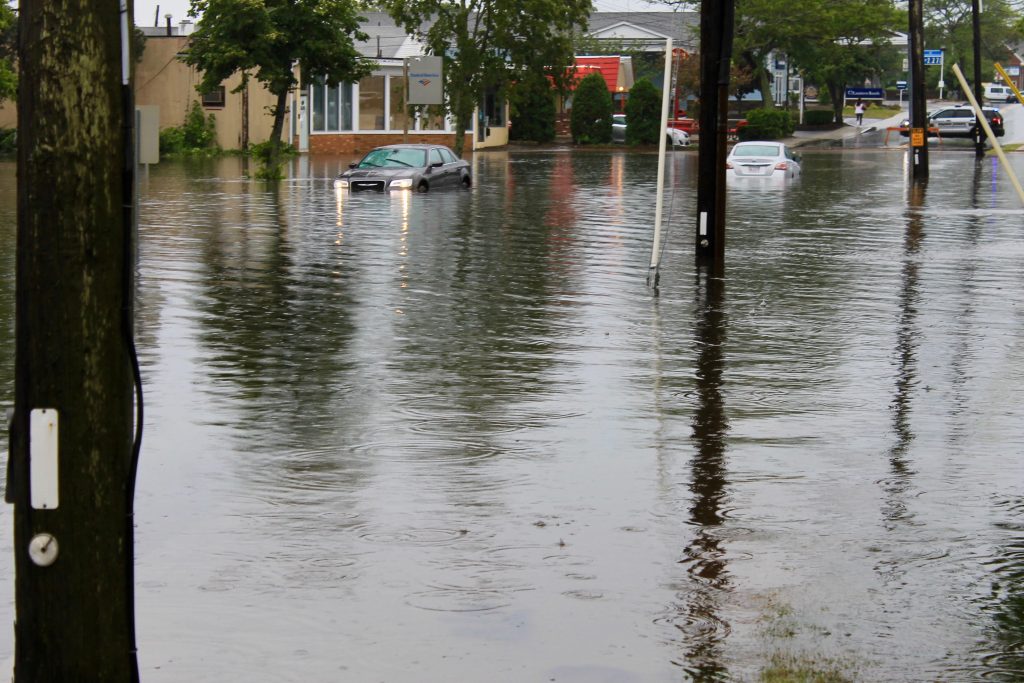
[695, 0, 735, 265]
[908, 0, 928, 182]
[972, 0, 985, 158]
[11, 1, 141, 680]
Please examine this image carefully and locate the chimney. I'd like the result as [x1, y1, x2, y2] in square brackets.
[165, 14, 173, 36]
[179, 19, 194, 36]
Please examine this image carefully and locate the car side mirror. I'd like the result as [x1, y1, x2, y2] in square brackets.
[431, 161, 443, 168]
[348, 162, 357, 168]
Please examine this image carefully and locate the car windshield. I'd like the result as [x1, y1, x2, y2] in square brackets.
[732, 144, 781, 157]
[357, 148, 427, 169]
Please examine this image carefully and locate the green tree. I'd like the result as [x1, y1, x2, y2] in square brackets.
[926, 0, 1022, 94]
[508, 72, 556, 143]
[382, 0, 590, 156]
[570, 72, 613, 144]
[624, 77, 661, 144]
[183, 0, 369, 177]
[0, 4, 16, 102]
[787, 0, 901, 123]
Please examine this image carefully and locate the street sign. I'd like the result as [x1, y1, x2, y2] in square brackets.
[924, 49, 943, 66]
[896, 81, 908, 91]
[911, 128, 925, 147]
[845, 87, 884, 99]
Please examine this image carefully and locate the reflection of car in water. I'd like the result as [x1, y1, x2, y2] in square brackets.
[334, 144, 471, 193]
[898, 105, 1005, 138]
[611, 114, 691, 147]
[725, 141, 801, 180]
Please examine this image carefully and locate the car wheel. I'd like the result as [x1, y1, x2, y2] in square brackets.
[461, 175, 471, 189]
[417, 181, 429, 193]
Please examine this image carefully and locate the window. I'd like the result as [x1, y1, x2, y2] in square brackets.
[429, 148, 444, 165]
[418, 105, 447, 131]
[389, 76, 411, 131]
[311, 81, 354, 132]
[312, 78, 326, 131]
[359, 76, 386, 130]
[201, 86, 226, 107]
[483, 88, 504, 126]
[439, 148, 457, 163]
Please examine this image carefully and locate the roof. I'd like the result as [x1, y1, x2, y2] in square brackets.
[572, 56, 634, 92]
[586, 12, 699, 51]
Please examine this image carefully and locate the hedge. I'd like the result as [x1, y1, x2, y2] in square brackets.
[570, 73, 613, 145]
[737, 108, 795, 141]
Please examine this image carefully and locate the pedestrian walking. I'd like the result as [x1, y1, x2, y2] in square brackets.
[855, 99, 866, 126]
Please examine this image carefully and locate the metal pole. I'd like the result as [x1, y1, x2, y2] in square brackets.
[403, 58, 409, 143]
[972, 0, 985, 157]
[649, 38, 673, 286]
[908, 0, 928, 182]
[952, 63, 1024, 205]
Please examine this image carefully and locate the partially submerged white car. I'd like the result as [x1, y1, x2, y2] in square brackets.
[725, 141, 801, 180]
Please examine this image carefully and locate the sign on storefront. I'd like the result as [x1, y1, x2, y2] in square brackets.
[407, 56, 443, 105]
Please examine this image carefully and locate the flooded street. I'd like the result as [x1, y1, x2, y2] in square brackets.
[2, 146, 1024, 681]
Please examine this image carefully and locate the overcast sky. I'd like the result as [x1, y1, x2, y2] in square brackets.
[134, 0, 680, 28]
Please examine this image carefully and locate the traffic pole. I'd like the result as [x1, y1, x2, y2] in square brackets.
[908, 0, 928, 183]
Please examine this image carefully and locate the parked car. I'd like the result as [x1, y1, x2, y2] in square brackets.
[334, 144, 471, 192]
[611, 114, 691, 146]
[983, 83, 1016, 103]
[898, 105, 1005, 138]
[725, 141, 801, 180]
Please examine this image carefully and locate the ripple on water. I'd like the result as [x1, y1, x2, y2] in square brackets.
[404, 584, 519, 612]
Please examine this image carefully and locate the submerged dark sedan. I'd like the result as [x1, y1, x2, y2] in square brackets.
[334, 144, 471, 193]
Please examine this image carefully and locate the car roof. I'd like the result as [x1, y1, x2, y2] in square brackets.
[372, 143, 448, 150]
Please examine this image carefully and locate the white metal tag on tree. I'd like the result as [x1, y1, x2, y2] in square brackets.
[30, 408, 59, 509]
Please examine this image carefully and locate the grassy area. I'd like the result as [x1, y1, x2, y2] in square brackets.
[992, 143, 1023, 154]
[760, 653, 857, 683]
[842, 103, 901, 119]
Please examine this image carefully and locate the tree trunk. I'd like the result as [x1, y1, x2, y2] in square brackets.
[757, 65, 775, 109]
[829, 82, 844, 124]
[451, 90, 470, 157]
[262, 87, 290, 176]
[13, 0, 138, 680]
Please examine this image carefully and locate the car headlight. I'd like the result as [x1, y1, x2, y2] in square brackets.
[334, 178, 348, 189]
[389, 178, 413, 189]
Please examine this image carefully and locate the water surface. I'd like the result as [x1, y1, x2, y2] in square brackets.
[1, 148, 1023, 680]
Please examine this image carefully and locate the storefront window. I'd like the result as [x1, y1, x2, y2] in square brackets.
[389, 76, 411, 131]
[359, 76, 386, 131]
[418, 105, 447, 131]
[312, 78, 325, 131]
[326, 84, 339, 131]
[339, 82, 353, 130]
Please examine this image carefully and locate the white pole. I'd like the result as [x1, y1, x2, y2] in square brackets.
[952, 63, 1024, 206]
[650, 37, 672, 275]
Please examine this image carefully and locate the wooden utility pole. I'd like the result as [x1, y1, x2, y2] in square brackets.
[972, 0, 985, 157]
[695, 0, 734, 265]
[908, 0, 928, 182]
[11, 0, 140, 680]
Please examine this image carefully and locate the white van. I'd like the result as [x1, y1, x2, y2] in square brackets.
[983, 83, 1016, 103]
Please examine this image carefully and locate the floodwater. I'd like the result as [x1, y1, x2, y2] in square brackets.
[1, 146, 1024, 681]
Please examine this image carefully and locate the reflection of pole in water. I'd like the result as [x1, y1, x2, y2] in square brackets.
[885, 182, 925, 526]
[674, 264, 731, 678]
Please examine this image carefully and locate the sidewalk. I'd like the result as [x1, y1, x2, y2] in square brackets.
[786, 110, 909, 148]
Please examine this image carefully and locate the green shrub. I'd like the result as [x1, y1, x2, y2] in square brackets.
[160, 101, 219, 157]
[509, 73, 556, 143]
[737, 107, 795, 140]
[570, 72, 613, 145]
[0, 127, 15, 155]
[624, 78, 661, 145]
[803, 109, 836, 126]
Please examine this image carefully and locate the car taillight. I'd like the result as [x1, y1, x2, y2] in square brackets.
[994, 115, 1003, 125]
[774, 161, 788, 170]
